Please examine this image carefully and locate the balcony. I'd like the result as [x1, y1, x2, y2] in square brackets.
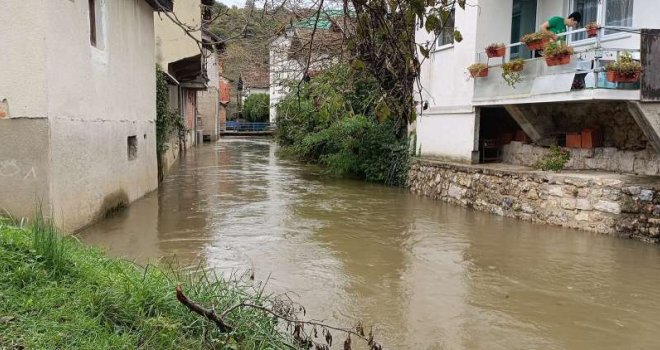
[472, 27, 655, 106]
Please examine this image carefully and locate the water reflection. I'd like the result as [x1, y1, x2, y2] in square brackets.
[80, 138, 660, 349]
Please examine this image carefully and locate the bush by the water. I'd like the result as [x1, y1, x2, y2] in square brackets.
[275, 64, 409, 186]
[0, 215, 292, 349]
[535, 146, 571, 171]
[243, 93, 270, 122]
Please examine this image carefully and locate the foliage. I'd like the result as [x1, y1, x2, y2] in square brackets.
[276, 64, 409, 186]
[543, 41, 574, 57]
[501, 59, 525, 87]
[243, 93, 270, 122]
[585, 21, 599, 30]
[0, 216, 295, 349]
[156, 66, 185, 155]
[485, 43, 505, 56]
[520, 32, 552, 44]
[468, 63, 488, 77]
[605, 51, 643, 77]
[535, 146, 571, 171]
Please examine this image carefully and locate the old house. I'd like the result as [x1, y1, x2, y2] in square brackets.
[269, 10, 351, 123]
[415, 0, 660, 174]
[197, 31, 226, 142]
[155, 0, 212, 154]
[0, 0, 172, 231]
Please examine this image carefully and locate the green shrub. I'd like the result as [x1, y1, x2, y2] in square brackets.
[243, 93, 270, 122]
[535, 146, 571, 171]
[275, 64, 409, 186]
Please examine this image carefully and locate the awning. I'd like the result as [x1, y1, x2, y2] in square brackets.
[168, 54, 207, 90]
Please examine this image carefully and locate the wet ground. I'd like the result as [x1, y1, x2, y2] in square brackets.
[80, 138, 660, 349]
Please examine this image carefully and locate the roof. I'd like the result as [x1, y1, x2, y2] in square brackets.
[144, 0, 173, 11]
[202, 30, 226, 51]
[241, 67, 270, 89]
[168, 54, 207, 90]
[293, 10, 349, 30]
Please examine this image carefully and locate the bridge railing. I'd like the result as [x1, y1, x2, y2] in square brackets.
[220, 121, 276, 132]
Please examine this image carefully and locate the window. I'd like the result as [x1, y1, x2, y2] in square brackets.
[127, 136, 137, 161]
[571, 0, 633, 41]
[436, 9, 455, 47]
[88, 0, 96, 46]
[88, 0, 105, 49]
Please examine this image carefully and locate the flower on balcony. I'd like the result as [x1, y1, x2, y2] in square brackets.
[468, 63, 488, 78]
[585, 22, 600, 38]
[520, 32, 553, 50]
[501, 58, 525, 87]
[605, 51, 643, 83]
[543, 41, 574, 66]
[485, 43, 506, 58]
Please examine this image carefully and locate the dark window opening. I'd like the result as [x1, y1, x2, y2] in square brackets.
[89, 0, 97, 47]
[127, 136, 138, 161]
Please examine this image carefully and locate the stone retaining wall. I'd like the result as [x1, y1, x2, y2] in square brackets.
[502, 142, 660, 176]
[408, 159, 660, 243]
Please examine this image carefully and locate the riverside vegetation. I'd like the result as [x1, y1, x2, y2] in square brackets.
[0, 214, 381, 349]
[276, 64, 410, 186]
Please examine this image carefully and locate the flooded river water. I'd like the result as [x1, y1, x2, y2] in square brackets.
[80, 138, 660, 349]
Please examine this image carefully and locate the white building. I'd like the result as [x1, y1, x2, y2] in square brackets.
[269, 11, 350, 123]
[415, 0, 660, 172]
[0, 0, 167, 231]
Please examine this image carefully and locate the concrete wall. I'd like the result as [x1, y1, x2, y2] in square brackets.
[198, 50, 219, 140]
[154, 0, 201, 67]
[0, 0, 158, 231]
[45, 0, 158, 231]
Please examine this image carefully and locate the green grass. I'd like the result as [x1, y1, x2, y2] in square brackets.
[0, 216, 293, 349]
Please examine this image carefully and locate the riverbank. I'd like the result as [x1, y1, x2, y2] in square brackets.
[0, 217, 291, 349]
[409, 159, 660, 243]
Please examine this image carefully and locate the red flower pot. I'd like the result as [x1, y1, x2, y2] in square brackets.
[607, 70, 641, 83]
[587, 27, 599, 38]
[525, 39, 548, 51]
[470, 67, 489, 78]
[545, 55, 571, 66]
[486, 46, 506, 58]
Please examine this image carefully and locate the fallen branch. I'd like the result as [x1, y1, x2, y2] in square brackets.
[175, 285, 234, 333]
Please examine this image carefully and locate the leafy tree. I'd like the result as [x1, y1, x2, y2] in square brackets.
[243, 93, 270, 122]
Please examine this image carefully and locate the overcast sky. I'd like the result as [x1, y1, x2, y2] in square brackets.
[216, 0, 246, 8]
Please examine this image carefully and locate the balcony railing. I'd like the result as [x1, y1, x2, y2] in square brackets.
[472, 26, 643, 105]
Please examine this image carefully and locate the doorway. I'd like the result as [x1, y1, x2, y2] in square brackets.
[510, 0, 537, 59]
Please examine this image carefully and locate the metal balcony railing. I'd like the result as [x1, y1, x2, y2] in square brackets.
[472, 26, 643, 104]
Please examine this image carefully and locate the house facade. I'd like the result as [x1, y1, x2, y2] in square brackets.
[269, 11, 350, 123]
[155, 0, 211, 151]
[197, 31, 225, 142]
[415, 0, 660, 175]
[0, 0, 169, 231]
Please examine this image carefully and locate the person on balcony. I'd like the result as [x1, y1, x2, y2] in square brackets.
[541, 12, 582, 41]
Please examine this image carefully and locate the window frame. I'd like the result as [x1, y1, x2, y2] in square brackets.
[433, 8, 456, 50]
[569, 0, 634, 43]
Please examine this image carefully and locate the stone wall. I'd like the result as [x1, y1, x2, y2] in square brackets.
[502, 142, 660, 176]
[408, 159, 660, 243]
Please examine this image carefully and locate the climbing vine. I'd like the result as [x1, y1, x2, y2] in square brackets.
[156, 66, 186, 180]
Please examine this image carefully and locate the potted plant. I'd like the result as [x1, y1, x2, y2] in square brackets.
[543, 41, 574, 66]
[605, 51, 643, 83]
[585, 22, 600, 38]
[501, 58, 525, 87]
[520, 32, 552, 51]
[468, 63, 489, 78]
[485, 43, 506, 58]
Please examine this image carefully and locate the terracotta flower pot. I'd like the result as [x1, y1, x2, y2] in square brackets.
[607, 70, 641, 83]
[470, 67, 489, 78]
[545, 55, 571, 66]
[525, 39, 548, 51]
[587, 27, 599, 38]
[486, 47, 506, 58]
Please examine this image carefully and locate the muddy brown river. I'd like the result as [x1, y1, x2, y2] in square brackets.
[80, 138, 660, 349]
